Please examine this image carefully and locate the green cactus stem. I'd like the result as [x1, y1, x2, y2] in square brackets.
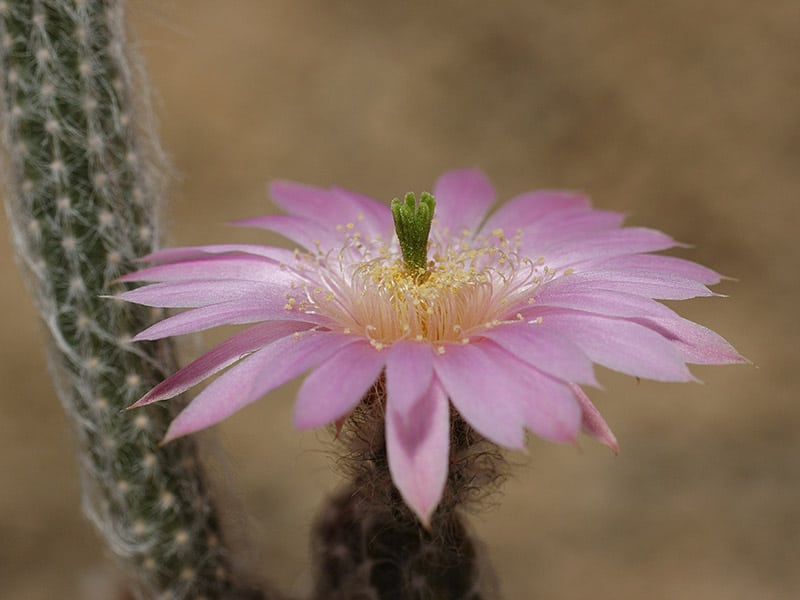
[0, 2, 264, 598]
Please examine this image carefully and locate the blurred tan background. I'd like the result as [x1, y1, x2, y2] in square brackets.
[1, 1, 798, 598]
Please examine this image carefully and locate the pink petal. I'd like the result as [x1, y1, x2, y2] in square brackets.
[541, 270, 714, 300]
[631, 316, 747, 365]
[133, 296, 315, 341]
[540, 228, 680, 270]
[268, 180, 342, 220]
[593, 254, 723, 285]
[480, 342, 582, 443]
[533, 287, 679, 320]
[119, 278, 295, 308]
[386, 342, 434, 414]
[481, 190, 591, 234]
[141, 244, 294, 265]
[533, 309, 695, 382]
[119, 255, 285, 283]
[570, 384, 618, 453]
[433, 342, 526, 448]
[293, 342, 386, 429]
[139, 244, 294, 264]
[232, 214, 342, 251]
[131, 321, 314, 407]
[270, 180, 392, 237]
[386, 381, 450, 526]
[163, 331, 354, 441]
[330, 187, 394, 236]
[432, 169, 496, 234]
[478, 322, 596, 385]
[515, 208, 625, 250]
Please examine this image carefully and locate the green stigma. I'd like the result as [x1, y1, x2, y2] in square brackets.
[391, 191, 436, 273]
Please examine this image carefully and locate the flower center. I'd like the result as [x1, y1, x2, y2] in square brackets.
[352, 251, 494, 347]
[285, 227, 549, 350]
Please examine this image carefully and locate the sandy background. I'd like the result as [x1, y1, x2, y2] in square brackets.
[1, 1, 798, 598]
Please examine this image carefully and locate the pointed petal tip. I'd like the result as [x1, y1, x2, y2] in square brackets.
[562, 428, 581, 446]
[584, 370, 602, 389]
[135, 250, 162, 263]
[131, 330, 156, 342]
[126, 392, 159, 410]
[416, 509, 434, 530]
[692, 350, 751, 368]
[725, 348, 752, 365]
[268, 178, 316, 199]
[405, 493, 438, 530]
[570, 383, 620, 453]
[579, 417, 619, 454]
[227, 215, 273, 229]
[588, 421, 619, 454]
[268, 178, 288, 194]
[714, 345, 751, 366]
[115, 271, 137, 283]
[333, 415, 348, 439]
[159, 429, 181, 446]
[601, 431, 620, 455]
[513, 437, 531, 454]
[161, 418, 198, 445]
[292, 412, 318, 431]
[294, 403, 342, 431]
[392, 475, 444, 530]
[226, 216, 261, 229]
[227, 218, 250, 228]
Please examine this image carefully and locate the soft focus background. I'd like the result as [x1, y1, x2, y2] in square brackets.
[1, 1, 797, 598]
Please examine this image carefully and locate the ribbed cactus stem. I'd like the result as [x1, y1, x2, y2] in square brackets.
[311, 378, 503, 599]
[0, 2, 263, 597]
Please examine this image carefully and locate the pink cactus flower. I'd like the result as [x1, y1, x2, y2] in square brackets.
[119, 169, 745, 524]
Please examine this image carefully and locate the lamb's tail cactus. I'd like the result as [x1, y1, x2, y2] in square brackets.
[0, 2, 263, 598]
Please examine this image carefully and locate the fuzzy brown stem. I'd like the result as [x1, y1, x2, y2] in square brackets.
[310, 377, 504, 600]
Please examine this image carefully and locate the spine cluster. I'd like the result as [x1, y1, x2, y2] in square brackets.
[0, 2, 259, 598]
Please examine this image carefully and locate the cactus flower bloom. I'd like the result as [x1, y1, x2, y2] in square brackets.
[120, 169, 745, 524]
